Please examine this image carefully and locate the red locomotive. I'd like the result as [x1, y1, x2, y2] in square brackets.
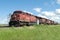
[9, 11, 37, 26]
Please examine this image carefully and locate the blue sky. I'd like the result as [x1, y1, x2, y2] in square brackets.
[0, 0, 60, 24]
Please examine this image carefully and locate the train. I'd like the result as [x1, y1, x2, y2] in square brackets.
[9, 10, 58, 27]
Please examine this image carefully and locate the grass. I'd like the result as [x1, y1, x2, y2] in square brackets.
[0, 25, 60, 40]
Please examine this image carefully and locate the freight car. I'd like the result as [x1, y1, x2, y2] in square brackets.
[36, 17, 57, 25]
[36, 17, 50, 24]
[9, 11, 37, 26]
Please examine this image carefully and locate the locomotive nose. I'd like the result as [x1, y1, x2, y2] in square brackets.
[11, 14, 17, 20]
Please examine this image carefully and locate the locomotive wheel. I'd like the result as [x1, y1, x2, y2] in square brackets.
[9, 22, 11, 27]
[14, 21, 20, 27]
[9, 21, 20, 27]
[26, 22, 30, 26]
[14, 24, 19, 27]
[9, 21, 14, 27]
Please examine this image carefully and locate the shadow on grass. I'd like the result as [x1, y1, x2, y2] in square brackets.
[0, 25, 25, 28]
[0, 24, 33, 28]
[0, 25, 10, 28]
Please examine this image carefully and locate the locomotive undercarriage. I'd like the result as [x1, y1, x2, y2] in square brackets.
[9, 21, 36, 27]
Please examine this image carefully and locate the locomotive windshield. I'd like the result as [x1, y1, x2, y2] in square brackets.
[13, 11, 22, 14]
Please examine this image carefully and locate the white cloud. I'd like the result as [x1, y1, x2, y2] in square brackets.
[51, 16, 60, 20]
[56, 9, 60, 14]
[33, 8, 42, 13]
[40, 16, 48, 19]
[50, 16, 60, 23]
[23, 10, 33, 14]
[37, 14, 48, 19]
[42, 11, 56, 16]
[56, 0, 60, 4]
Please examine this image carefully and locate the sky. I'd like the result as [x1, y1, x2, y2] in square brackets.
[0, 0, 60, 24]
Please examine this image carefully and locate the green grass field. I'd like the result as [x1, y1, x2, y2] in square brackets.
[0, 25, 60, 40]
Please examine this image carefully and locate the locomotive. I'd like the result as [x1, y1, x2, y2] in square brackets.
[9, 11, 37, 26]
[9, 10, 58, 27]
